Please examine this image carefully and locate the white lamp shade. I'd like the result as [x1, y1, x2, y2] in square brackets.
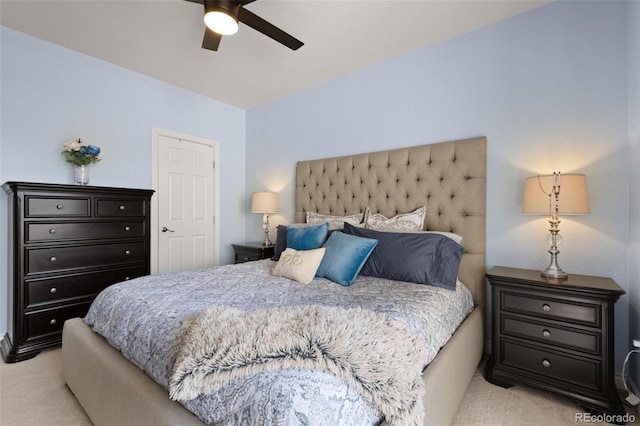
[251, 192, 278, 214]
[522, 173, 590, 215]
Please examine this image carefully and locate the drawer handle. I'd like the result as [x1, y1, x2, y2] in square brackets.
[49, 319, 57, 325]
[542, 359, 551, 368]
[542, 304, 551, 312]
[49, 256, 57, 263]
[119, 205, 126, 211]
[124, 250, 131, 255]
[124, 226, 131, 231]
[542, 329, 551, 338]
[49, 228, 56, 234]
[56, 204, 64, 210]
[49, 287, 57, 294]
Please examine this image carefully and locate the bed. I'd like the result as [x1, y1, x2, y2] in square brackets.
[62, 136, 487, 425]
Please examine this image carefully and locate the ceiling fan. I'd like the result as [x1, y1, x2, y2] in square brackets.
[184, 0, 304, 52]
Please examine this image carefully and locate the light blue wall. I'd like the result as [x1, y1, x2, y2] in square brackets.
[0, 27, 247, 334]
[246, 0, 633, 368]
[628, 0, 640, 392]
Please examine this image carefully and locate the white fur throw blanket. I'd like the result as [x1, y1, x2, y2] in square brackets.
[169, 304, 427, 425]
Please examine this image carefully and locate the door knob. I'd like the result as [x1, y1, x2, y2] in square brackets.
[161, 226, 175, 233]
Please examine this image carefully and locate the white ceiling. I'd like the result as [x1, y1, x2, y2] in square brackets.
[1, 0, 550, 109]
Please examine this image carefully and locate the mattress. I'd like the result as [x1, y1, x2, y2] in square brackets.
[84, 259, 473, 425]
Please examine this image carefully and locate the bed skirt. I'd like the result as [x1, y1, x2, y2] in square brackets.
[62, 307, 483, 426]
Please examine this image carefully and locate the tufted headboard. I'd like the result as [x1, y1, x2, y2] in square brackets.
[295, 136, 486, 305]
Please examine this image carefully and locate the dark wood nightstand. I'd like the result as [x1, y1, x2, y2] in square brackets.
[232, 242, 275, 264]
[484, 266, 627, 422]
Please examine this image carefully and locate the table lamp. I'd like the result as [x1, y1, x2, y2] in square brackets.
[251, 192, 278, 246]
[522, 172, 590, 279]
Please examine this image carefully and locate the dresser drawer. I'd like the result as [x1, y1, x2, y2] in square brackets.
[502, 316, 600, 355]
[26, 196, 90, 217]
[96, 199, 146, 217]
[26, 221, 145, 242]
[25, 302, 92, 339]
[501, 340, 601, 392]
[502, 292, 600, 327]
[25, 267, 147, 307]
[26, 242, 146, 274]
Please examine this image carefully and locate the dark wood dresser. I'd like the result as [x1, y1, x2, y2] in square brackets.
[484, 266, 627, 421]
[1, 182, 154, 363]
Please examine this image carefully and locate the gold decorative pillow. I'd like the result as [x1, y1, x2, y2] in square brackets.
[365, 206, 426, 232]
[272, 247, 326, 284]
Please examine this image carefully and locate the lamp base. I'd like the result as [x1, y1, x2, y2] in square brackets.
[262, 215, 272, 246]
[542, 215, 568, 280]
[541, 266, 568, 280]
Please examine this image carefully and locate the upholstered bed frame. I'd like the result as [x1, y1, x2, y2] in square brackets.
[62, 136, 487, 425]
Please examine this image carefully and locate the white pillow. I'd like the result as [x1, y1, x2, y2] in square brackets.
[306, 211, 364, 230]
[272, 247, 326, 284]
[365, 206, 426, 232]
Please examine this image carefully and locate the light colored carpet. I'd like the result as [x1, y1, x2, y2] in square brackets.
[451, 364, 639, 426]
[1, 348, 638, 426]
[0, 348, 90, 426]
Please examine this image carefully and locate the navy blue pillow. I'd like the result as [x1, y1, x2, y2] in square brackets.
[343, 223, 463, 290]
[287, 222, 330, 251]
[272, 225, 288, 261]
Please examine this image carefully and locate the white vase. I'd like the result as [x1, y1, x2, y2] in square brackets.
[74, 164, 90, 185]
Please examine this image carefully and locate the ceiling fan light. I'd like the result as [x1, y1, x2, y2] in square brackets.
[204, 10, 238, 35]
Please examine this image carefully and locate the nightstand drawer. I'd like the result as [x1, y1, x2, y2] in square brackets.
[235, 250, 262, 263]
[501, 340, 601, 392]
[502, 316, 600, 355]
[502, 292, 600, 327]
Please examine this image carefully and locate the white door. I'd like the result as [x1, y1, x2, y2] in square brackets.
[156, 134, 216, 273]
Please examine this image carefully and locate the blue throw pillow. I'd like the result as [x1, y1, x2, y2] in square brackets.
[316, 231, 378, 286]
[286, 222, 330, 250]
[343, 223, 463, 290]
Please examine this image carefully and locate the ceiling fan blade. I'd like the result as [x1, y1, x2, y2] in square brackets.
[202, 27, 222, 51]
[238, 7, 303, 50]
